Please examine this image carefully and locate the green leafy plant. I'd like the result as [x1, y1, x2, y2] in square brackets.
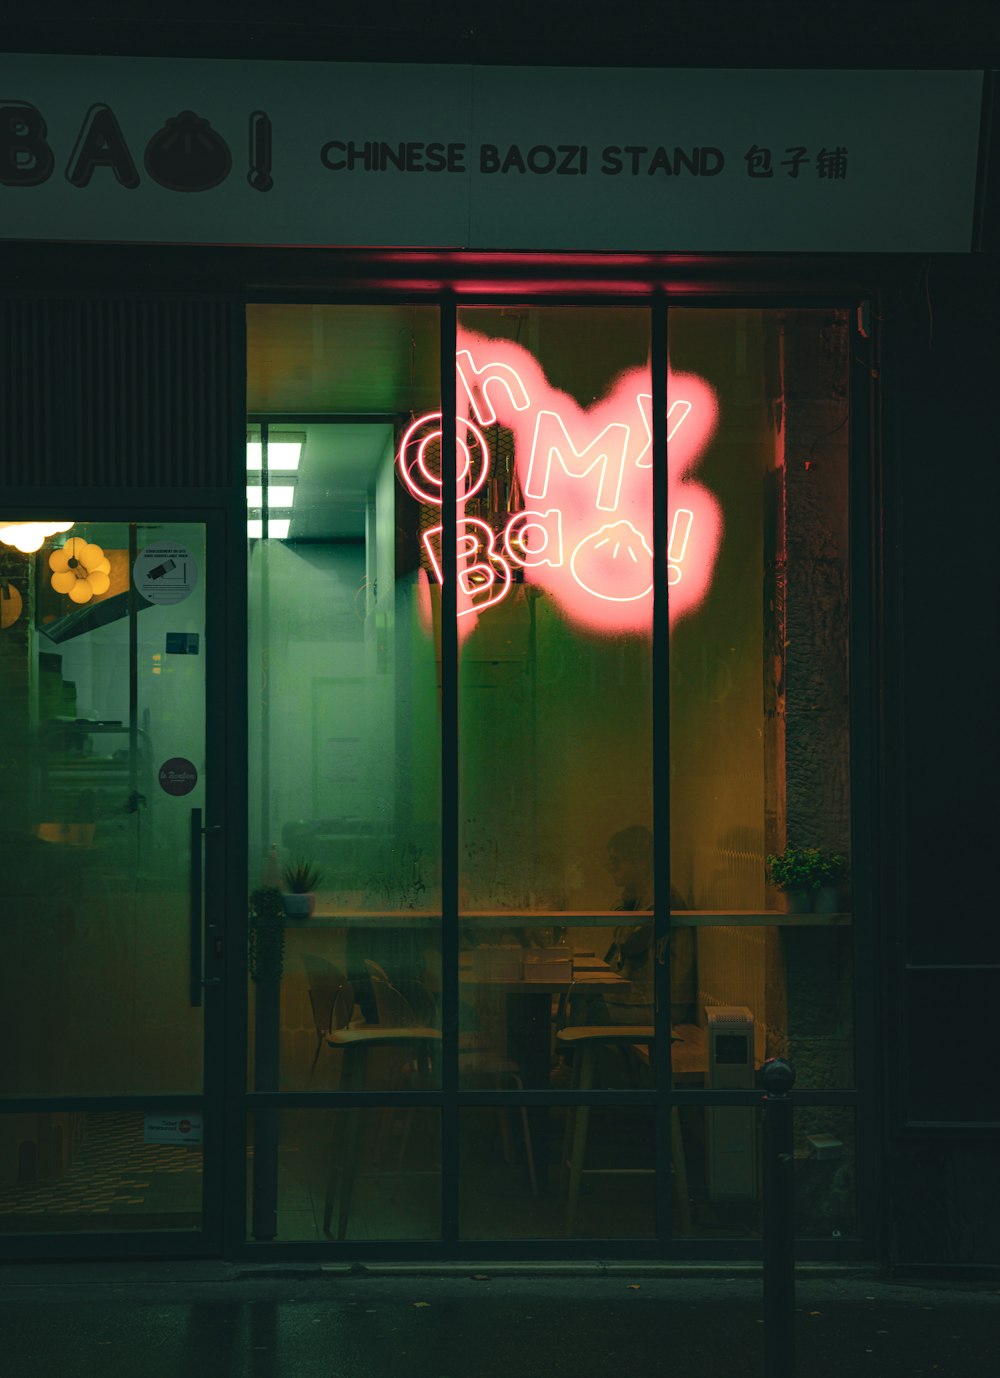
[248, 886, 286, 983]
[281, 858, 323, 894]
[766, 846, 848, 893]
[816, 851, 850, 887]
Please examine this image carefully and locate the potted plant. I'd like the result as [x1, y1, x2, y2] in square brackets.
[281, 858, 323, 918]
[766, 847, 849, 914]
[814, 851, 849, 914]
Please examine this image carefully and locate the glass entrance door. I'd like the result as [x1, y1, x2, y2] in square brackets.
[0, 517, 223, 1250]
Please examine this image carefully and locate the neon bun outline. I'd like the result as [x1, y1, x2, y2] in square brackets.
[397, 327, 722, 635]
[570, 520, 654, 602]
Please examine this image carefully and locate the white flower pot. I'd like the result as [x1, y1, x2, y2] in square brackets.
[282, 892, 315, 918]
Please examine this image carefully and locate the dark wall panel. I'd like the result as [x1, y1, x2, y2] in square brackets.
[0, 296, 243, 490]
[882, 255, 1000, 1268]
[884, 258, 1000, 974]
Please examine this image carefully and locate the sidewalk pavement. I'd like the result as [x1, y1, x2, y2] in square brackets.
[0, 1262, 997, 1378]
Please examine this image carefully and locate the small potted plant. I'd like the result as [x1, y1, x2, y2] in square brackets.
[814, 851, 849, 914]
[281, 859, 323, 918]
[766, 846, 822, 913]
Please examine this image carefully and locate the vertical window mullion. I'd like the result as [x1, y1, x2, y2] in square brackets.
[651, 294, 673, 1243]
[439, 297, 460, 1243]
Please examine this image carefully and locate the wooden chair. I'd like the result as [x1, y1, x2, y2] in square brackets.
[300, 954, 351, 1078]
[370, 960, 537, 1197]
[322, 963, 441, 1240]
[555, 1021, 692, 1237]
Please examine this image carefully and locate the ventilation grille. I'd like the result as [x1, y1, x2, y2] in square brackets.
[692, 830, 766, 910]
[0, 297, 243, 489]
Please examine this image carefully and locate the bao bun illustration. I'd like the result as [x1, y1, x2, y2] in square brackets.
[570, 520, 653, 602]
[144, 111, 232, 191]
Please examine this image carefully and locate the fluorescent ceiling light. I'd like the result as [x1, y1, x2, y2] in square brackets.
[246, 485, 296, 507]
[246, 437, 303, 472]
[247, 518, 291, 540]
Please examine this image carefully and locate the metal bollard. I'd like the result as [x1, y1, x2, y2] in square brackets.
[762, 1057, 796, 1378]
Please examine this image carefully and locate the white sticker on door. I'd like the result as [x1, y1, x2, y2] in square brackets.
[143, 1113, 204, 1146]
[133, 542, 198, 605]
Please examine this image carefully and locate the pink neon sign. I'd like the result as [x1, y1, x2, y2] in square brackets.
[397, 329, 722, 633]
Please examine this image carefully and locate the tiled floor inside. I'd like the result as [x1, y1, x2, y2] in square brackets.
[1, 1107, 771, 1243]
[0, 1113, 202, 1230]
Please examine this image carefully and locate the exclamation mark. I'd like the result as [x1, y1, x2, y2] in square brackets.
[667, 508, 694, 585]
[247, 111, 273, 192]
[666, 398, 692, 443]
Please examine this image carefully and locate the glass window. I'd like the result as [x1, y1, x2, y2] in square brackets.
[452, 307, 657, 1094]
[244, 300, 856, 1249]
[246, 306, 441, 1094]
[668, 309, 853, 1092]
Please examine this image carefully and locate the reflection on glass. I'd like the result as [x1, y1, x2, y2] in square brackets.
[249, 1109, 440, 1242]
[0, 521, 206, 1096]
[0, 1112, 202, 1233]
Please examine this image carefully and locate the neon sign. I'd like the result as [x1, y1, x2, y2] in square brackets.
[397, 329, 722, 633]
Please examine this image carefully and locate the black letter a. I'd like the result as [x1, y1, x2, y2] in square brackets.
[66, 104, 139, 188]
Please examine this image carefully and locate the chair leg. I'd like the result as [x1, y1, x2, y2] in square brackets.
[518, 1105, 538, 1198]
[375, 1048, 407, 1162]
[561, 1045, 583, 1165]
[321, 1045, 367, 1241]
[496, 1073, 515, 1164]
[565, 1045, 594, 1237]
[670, 1105, 691, 1235]
[396, 1043, 433, 1170]
[322, 1095, 347, 1238]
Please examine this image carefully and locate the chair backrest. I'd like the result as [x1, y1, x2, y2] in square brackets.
[301, 955, 349, 1037]
[363, 958, 437, 1028]
[331, 980, 356, 1031]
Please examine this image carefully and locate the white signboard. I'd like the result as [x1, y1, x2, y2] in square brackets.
[143, 1113, 203, 1146]
[133, 541, 197, 605]
[0, 56, 984, 251]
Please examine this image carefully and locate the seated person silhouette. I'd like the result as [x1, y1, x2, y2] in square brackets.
[569, 824, 693, 1028]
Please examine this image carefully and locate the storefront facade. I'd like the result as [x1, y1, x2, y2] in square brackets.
[1, 49, 997, 1269]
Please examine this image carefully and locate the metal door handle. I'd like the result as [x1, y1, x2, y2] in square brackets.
[190, 808, 204, 1007]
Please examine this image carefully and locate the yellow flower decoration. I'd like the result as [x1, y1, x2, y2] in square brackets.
[49, 538, 112, 605]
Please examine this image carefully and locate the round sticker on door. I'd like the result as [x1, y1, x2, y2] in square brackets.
[133, 543, 198, 605]
[159, 758, 198, 796]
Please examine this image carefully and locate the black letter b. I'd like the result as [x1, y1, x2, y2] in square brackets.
[0, 101, 54, 186]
